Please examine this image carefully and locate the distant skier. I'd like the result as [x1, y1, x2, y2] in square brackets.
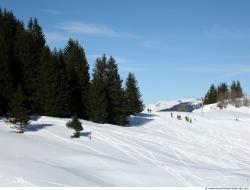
[171, 112, 173, 118]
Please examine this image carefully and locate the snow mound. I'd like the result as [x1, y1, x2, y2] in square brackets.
[194, 102, 250, 114]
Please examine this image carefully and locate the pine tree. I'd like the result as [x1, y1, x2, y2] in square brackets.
[36, 46, 59, 116]
[106, 56, 128, 125]
[23, 18, 45, 113]
[6, 85, 30, 133]
[236, 81, 243, 98]
[230, 81, 237, 100]
[88, 55, 108, 123]
[66, 114, 83, 138]
[64, 39, 90, 118]
[125, 72, 144, 115]
[0, 9, 19, 115]
[204, 84, 217, 105]
[37, 48, 71, 118]
[217, 82, 229, 109]
[52, 50, 71, 117]
[230, 81, 242, 107]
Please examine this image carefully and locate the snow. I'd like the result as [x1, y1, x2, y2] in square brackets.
[1, 102, 250, 186]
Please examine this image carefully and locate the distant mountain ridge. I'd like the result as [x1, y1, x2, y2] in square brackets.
[146, 99, 202, 112]
[159, 101, 202, 112]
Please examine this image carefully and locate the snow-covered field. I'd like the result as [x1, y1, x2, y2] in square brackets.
[1, 101, 250, 186]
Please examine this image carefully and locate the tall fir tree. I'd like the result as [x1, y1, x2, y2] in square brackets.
[217, 82, 229, 108]
[64, 39, 90, 118]
[230, 81, 238, 100]
[88, 55, 109, 123]
[52, 50, 71, 117]
[23, 18, 45, 113]
[7, 85, 29, 133]
[36, 46, 60, 116]
[236, 81, 243, 98]
[106, 56, 128, 125]
[125, 72, 144, 115]
[204, 84, 217, 105]
[0, 9, 19, 115]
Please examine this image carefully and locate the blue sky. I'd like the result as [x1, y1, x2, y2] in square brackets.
[1, 0, 250, 104]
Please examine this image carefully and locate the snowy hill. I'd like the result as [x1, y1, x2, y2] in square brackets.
[1, 101, 250, 186]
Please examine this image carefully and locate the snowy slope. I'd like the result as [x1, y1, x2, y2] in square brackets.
[1, 103, 250, 186]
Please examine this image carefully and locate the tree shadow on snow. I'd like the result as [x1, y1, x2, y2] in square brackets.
[80, 131, 92, 137]
[26, 123, 53, 132]
[134, 113, 157, 118]
[127, 113, 156, 127]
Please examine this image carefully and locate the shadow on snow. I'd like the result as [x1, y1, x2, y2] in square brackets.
[128, 113, 156, 127]
[80, 131, 92, 137]
[26, 123, 53, 132]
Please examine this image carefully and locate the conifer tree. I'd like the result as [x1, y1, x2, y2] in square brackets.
[23, 18, 45, 113]
[230, 81, 241, 106]
[36, 46, 59, 116]
[66, 114, 83, 138]
[106, 56, 128, 125]
[7, 85, 29, 133]
[64, 39, 90, 118]
[236, 81, 243, 98]
[52, 50, 71, 117]
[204, 84, 217, 105]
[88, 55, 108, 123]
[230, 81, 238, 100]
[0, 9, 19, 115]
[125, 72, 144, 115]
[217, 82, 229, 109]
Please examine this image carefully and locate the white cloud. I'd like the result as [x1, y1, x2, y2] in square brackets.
[56, 21, 137, 38]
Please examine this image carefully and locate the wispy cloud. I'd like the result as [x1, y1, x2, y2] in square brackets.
[43, 9, 62, 15]
[56, 21, 137, 38]
[206, 24, 250, 40]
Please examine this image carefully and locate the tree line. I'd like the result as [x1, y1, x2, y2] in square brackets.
[0, 8, 144, 129]
[203, 81, 249, 108]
